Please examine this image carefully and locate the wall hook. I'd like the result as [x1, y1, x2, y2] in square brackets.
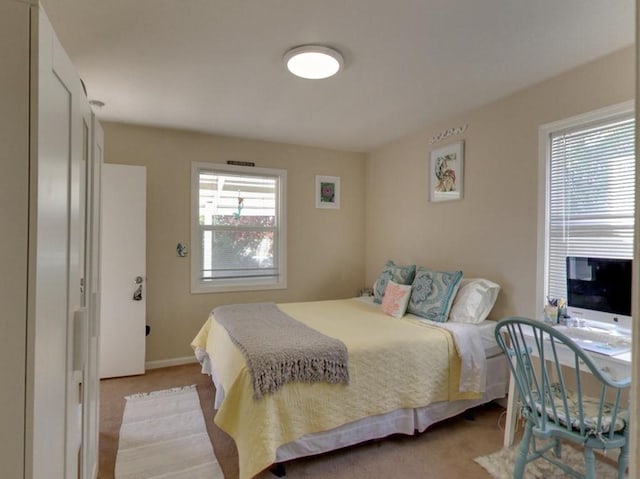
[176, 243, 188, 257]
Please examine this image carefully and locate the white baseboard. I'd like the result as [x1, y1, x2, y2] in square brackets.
[145, 356, 198, 370]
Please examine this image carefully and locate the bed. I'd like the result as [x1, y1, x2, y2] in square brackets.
[191, 295, 509, 479]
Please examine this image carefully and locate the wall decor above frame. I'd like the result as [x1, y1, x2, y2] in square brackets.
[315, 175, 340, 209]
[429, 141, 464, 202]
[429, 124, 468, 145]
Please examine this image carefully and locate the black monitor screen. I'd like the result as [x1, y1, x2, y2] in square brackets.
[566, 256, 632, 317]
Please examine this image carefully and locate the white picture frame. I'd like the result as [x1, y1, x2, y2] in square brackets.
[429, 140, 464, 202]
[315, 175, 340, 209]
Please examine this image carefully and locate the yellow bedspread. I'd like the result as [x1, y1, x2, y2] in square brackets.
[191, 298, 481, 479]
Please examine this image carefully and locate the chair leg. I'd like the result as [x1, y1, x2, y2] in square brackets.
[552, 438, 562, 458]
[618, 443, 629, 479]
[514, 422, 533, 479]
[584, 447, 596, 479]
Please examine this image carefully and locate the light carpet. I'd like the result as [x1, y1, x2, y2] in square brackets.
[115, 385, 223, 479]
[475, 444, 625, 479]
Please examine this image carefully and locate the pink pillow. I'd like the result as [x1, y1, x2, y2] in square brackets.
[381, 280, 412, 318]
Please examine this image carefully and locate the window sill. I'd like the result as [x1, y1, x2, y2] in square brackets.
[190, 280, 287, 294]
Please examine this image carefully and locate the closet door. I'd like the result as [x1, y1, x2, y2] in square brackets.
[83, 115, 104, 479]
[29, 7, 94, 479]
[69, 72, 94, 479]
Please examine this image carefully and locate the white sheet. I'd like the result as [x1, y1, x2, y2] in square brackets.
[477, 320, 502, 358]
[415, 319, 487, 393]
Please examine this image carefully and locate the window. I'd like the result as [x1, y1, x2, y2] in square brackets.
[191, 162, 287, 293]
[538, 102, 635, 310]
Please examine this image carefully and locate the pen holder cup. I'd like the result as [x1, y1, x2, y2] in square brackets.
[544, 305, 559, 324]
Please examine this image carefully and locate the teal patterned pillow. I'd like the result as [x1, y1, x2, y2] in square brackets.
[373, 260, 416, 304]
[407, 267, 463, 322]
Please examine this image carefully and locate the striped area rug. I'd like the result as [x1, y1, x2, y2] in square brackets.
[115, 385, 223, 479]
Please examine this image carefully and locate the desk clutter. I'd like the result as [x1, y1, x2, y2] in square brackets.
[543, 297, 567, 324]
[555, 324, 632, 356]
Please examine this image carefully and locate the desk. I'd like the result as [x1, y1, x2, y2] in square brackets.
[502, 326, 632, 447]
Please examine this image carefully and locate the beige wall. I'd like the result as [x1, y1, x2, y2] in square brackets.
[103, 123, 365, 362]
[365, 46, 635, 321]
[0, 1, 30, 477]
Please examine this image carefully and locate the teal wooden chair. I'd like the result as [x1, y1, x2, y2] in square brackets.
[494, 317, 630, 479]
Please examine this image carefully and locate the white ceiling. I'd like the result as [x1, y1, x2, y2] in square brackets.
[41, 0, 634, 153]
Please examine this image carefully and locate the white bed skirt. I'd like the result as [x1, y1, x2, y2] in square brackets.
[198, 349, 509, 464]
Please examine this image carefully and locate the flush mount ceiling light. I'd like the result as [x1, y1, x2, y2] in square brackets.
[284, 45, 344, 79]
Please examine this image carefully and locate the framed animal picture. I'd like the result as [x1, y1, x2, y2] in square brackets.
[429, 141, 464, 202]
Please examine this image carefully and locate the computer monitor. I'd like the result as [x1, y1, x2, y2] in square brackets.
[566, 256, 632, 331]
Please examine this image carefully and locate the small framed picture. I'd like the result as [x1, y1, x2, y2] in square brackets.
[429, 141, 464, 202]
[315, 175, 340, 209]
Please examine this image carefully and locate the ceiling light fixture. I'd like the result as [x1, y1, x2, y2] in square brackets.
[284, 45, 344, 80]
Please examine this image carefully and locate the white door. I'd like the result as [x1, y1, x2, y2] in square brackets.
[100, 164, 147, 378]
[31, 7, 95, 479]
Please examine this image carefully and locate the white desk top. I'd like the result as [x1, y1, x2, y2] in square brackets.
[531, 319, 632, 365]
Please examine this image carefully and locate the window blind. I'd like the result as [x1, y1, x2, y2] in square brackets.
[198, 170, 280, 282]
[546, 114, 635, 301]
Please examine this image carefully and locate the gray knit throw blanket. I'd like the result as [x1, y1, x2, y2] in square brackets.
[213, 302, 349, 399]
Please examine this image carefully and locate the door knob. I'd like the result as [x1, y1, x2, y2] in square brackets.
[133, 276, 143, 301]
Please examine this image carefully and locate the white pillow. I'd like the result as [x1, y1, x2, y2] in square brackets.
[448, 278, 500, 324]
